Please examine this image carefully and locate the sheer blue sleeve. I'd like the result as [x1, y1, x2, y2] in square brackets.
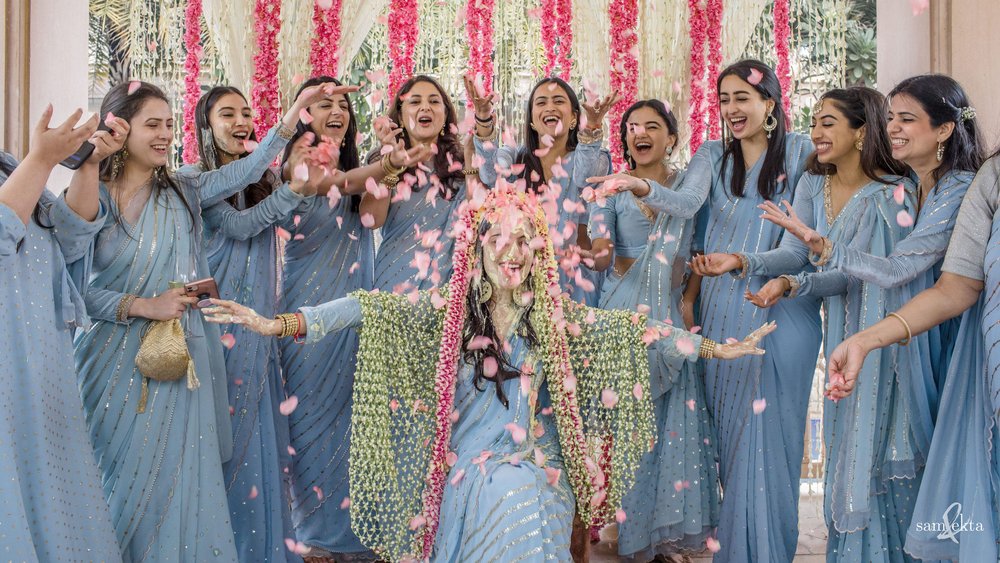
[473, 136, 518, 187]
[299, 296, 364, 344]
[176, 125, 290, 208]
[793, 271, 850, 298]
[202, 183, 305, 241]
[640, 168, 707, 219]
[46, 191, 106, 264]
[828, 172, 969, 288]
[743, 174, 820, 276]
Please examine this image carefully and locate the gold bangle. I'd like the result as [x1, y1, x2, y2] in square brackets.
[735, 253, 749, 279]
[117, 293, 137, 323]
[698, 338, 717, 359]
[381, 153, 407, 176]
[810, 237, 833, 267]
[462, 168, 479, 176]
[577, 127, 604, 144]
[778, 274, 800, 298]
[276, 313, 300, 338]
[886, 312, 912, 346]
[277, 123, 296, 140]
[474, 122, 499, 143]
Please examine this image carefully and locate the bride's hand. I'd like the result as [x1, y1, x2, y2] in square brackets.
[201, 298, 281, 336]
[713, 321, 777, 359]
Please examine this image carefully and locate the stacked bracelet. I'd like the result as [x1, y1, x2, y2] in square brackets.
[698, 338, 717, 359]
[276, 313, 301, 338]
[735, 253, 750, 279]
[778, 274, 801, 297]
[381, 154, 407, 189]
[277, 123, 296, 140]
[577, 127, 604, 144]
[886, 312, 912, 346]
[462, 168, 480, 176]
[116, 294, 138, 323]
[810, 237, 833, 267]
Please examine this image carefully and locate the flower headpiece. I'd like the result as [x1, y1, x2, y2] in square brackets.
[959, 106, 977, 123]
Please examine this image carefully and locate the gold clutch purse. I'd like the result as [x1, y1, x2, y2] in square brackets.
[135, 318, 200, 413]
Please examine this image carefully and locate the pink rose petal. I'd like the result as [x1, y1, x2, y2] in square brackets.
[676, 337, 696, 356]
[632, 382, 643, 400]
[361, 213, 375, 228]
[446, 451, 458, 466]
[408, 515, 427, 530]
[287, 445, 296, 456]
[293, 162, 309, 182]
[747, 68, 764, 85]
[897, 210, 914, 227]
[545, 466, 561, 486]
[601, 389, 619, 409]
[127, 80, 141, 95]
[220, 333, 236, 348]
[279, 395, 299, 416]
[686, 399, 696, 411]
[894, 183, 906, 205]
[752, 398, 767, 414]
[313, 486, 324, 500]
[909, 0, 929, 16]
[248, 485, 258, 499]
[298, 108, 314, 125]
[706, 537, 721, 553]
[615, 508, 627, 523]
[450, 468, 466, 485]
[340, 496, 351, 509]
[563, 374, 577, 393]
[504, 422, 527, 444]
[276, 226, 292, 242]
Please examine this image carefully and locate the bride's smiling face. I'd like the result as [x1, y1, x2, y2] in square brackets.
[482, 210, 536, 292]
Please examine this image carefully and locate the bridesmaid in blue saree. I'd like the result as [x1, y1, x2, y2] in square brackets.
[700, 88, 917, 562]
[71, 81, 308, 561]
[361, 75, 467, 293]
[467, 75, 613, 306]
[587, 100, 720, 559]
[200, 188, 777, 563]
[820, 75, 986, 395]
[684, 60, 821, 562]
[826, 152, 1000, 560]
[180, 83, 352, 563]
[277, 76, 430, 562]
[0, 109, 123, 561]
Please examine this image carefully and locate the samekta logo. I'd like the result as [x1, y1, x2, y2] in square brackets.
[913, 502, 985, 543]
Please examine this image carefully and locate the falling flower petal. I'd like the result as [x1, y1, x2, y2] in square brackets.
[483, 356, 499, 378]
[896, 210, 914, 227]
[686, 399, 696, 411]
[520, 374, 531, 396]
[909, 0, 929, 16]
[563, 374, 577, 393]
[287, 445, 296, 456]
[633, 382, 644, 400]
[220, 333, 236, 348]
[615, 508, 627, 523]
[299, 108, 314, 125]
[279, 395, 299, 416]
[747, 68, 764, 85]
[293, 162, 309, 182]
[313, 486, 324, 500]
[340, 496, 351, 509]
[248, 485, 258, 499]
[894, 183, 906, 205]
[545, 467, 561, 486]
[676, 337, 696, 356]
[128, 80, 141, 95]
[752, 398, 767, 414]
[450, 468, 466, 485]
[446, 451, 458, 466]
[706, 537, 722, 553]
[408, 515, 427, 530]
[601, 389, 619, 409]
[590, 488, 607, 508]
[504, 422, 527, 444]
[276, 226, 292, 242]
[361, 213, 375, 228]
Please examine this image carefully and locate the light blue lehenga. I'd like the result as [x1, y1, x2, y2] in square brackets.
[742, 172, 931, 562]
[0, 153, 122, 562]
[289, 290, 705, 562]
[179, 149, 306, 563]
[371, 176, 466, 292]
[475, 138, 611, 305]
[688, 134, 822, 562]
[279, 192, 375, 560]
[590, 171, 721, 557]
[73, 170, 247, 561]
[901, 159, 1000, 560]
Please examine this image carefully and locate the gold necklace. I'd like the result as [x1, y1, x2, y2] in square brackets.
[823, 174, 834, 227]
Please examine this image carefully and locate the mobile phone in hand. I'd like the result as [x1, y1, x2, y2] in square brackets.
[184, 278, 220, 307]
[59, 121, 111, 170]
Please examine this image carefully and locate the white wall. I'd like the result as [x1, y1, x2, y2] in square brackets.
[29, 0, 90, 190]
[876, 1, 931, 94]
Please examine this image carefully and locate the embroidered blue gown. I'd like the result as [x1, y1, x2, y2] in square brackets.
[280, 192, 375, 560]
[73, 167, 254, 560]
[902, 158, 1000, 559]
[743, 173, 927, 562]
[590, 171, 721, 557]
[291, 292, 707, 562]
[0, 152, 122, 562]
[475, 139, 611, 305]
[688, 134, 821, 562]
[179, 155, 306, 562]
[371, 178, 466, 292]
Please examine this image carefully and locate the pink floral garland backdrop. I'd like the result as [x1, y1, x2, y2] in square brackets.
[251, 0, 282, 135]
[310, 0, 343, 78]
[466, 0, 496, 103]
[181, 0, 203, 164]
[687, 0, 708, 154]
[705, 0, 723, 140]
[608, 0, 638, 171]
[541, 0, 572, 79]
[774, 0, 792, 123]
[388, 0, 419, 96]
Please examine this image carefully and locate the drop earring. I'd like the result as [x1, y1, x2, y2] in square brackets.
[936, 141, 945, 161]
[479, 279, 493, 304]
[762, 110, 778, 139]
[854, 138, 864, 151]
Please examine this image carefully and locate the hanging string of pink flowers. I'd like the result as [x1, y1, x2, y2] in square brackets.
[541, 0, 558, 77]
[310, 0, 343, 78]
[541, 0, 572, 79]
[705, 0, 723, 140]
[774, 0, 792, 122]
[556, 0, 573, 80]
[387, 0, 419, 96]
[465, 0, 496, 101]
[181, 0, 202, 164]
[687, 0, 708, 154]
[251, 0, 282, 135]
[608, 0, 638, 171]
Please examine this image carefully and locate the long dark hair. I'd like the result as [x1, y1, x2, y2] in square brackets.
[280, 76, 361, 210]
[195, 86, 276, 209]
[383, 75, 463, 195]
[515, 77, 581, 193]
[619, 99, 678, 169]
[461, 220, 540, 409]
[806, 87, 906, 182]
[98, 81, 195, 226]
[889, 74, 986, 184]
[717, 60, 789, 200]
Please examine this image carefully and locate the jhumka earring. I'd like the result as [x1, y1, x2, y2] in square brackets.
[936, 141, 945, 161]
[762, 110, 778, 139]
[479, 279, 493, 304]
[111, 148, 129, 178]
